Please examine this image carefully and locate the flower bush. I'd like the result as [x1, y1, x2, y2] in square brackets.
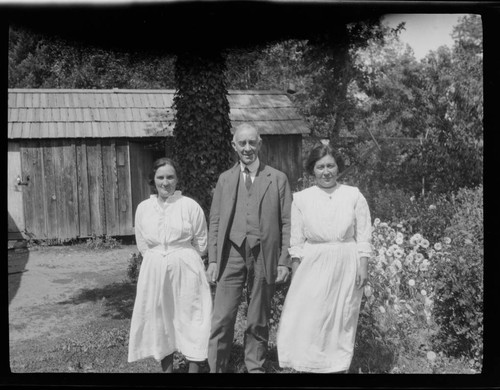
[358, 219, 454, 367]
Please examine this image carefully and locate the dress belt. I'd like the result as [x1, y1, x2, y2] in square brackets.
[306, 237, 355, 245]
[148, 243, 192, 256]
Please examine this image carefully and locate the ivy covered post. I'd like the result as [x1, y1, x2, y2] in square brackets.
[172, 50, 233, 215]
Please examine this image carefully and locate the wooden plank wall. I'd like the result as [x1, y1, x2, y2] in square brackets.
[86, 139, 106, 236]
[19, 139, 137, 240]
[17, 135, 303, 239]
[260, 135, 302, 190]
[21, 140, 47, 239]
[116, 140, 133, 235]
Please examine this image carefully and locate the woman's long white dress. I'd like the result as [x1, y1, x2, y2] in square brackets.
[277, 184, 372, 373]
[128, 192, 212, 363]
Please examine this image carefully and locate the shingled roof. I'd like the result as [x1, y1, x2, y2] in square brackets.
[8, 89, 309, 139]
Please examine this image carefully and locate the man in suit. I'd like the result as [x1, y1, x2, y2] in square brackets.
[206, 123, 292, 373]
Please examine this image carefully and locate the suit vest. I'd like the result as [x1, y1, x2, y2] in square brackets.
[229, 171, 261, 248]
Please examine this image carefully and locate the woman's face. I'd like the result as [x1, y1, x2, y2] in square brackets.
[313, 154, 338, 189]
[154, 164, 178, 200]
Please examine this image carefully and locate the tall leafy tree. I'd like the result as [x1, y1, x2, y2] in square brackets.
[347, 14, 483, 196]
[294, 18, 386, 143]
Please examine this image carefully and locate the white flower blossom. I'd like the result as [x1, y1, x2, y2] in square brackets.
[394, 248, 404, 259]
[415, 253, 424, 262]
[386, 248, 394, 257]
[378, 254, 387, 264]
[429, 204, 436, 210]
[395, 237, 404, 245]
[443, 237, 451, 245]
[394, 259, 402, 269]
[374, 218, 381, 226]
[421, 239, 430, 249]
[420, 259, 430, 271]
[379, 306, 386, 314]
[410, 233, 422, 245]
[421, 289, 427, 296]
[408, 279, 415, 287]
[427, 351, 437, 361]
[434, 242, 442, 251]
[364, 285, 372, 297]
[380, 222, 388, 228]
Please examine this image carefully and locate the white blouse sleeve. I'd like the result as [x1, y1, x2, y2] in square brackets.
[189, 200, 208, 256]
[288, 197, 306, 260]
[354, 190, 373, 258]
[134, 202, 149, 256]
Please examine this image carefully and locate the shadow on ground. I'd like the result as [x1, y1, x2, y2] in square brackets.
[8, 248, 30, 305]
[58, 281, 137, 320]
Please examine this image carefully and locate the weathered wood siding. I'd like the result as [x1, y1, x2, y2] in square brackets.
[129, 141, 156, 226]
[260, 134, 303, 190]
[19, 139, 143, 239]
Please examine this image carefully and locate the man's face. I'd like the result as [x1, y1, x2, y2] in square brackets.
[231, 126, 262, 165]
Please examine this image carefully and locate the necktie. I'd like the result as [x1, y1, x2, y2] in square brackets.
[244, 167, 252, 191]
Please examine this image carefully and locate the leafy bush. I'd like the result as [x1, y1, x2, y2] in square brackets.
[85, 235, 121, 250]
[127, 252, 143, 284]
[430, 185, 483, 369]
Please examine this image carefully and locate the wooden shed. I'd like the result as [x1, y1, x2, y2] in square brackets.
[8, 89, 310, 241]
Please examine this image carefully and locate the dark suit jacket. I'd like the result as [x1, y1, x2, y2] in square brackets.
[208, 162, 292, 283]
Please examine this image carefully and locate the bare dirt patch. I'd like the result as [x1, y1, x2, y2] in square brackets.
[8, 244, 137, 344]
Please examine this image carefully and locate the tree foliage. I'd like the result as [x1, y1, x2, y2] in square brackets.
[8, 25, 176, 89]
[347, 15, 483, 197]
[172, 51, 233, 215]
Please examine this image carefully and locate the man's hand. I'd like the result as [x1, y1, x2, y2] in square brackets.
[206, 263, 218, 285]
[275, 265, 290, 284]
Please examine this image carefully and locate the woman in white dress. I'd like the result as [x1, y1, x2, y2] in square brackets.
[128, 158, 212, 373]
[277, 144, 372, 373]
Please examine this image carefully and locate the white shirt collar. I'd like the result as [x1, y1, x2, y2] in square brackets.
[240, 157, 260, 174]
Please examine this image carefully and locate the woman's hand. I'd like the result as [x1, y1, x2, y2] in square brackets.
[356, 257, 368, 289]
[291, 258, 301, 281]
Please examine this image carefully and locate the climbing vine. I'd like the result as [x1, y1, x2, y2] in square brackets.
[172, 50, 233, 215]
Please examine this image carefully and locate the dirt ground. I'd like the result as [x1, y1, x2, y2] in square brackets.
[8, 244, 137, 345]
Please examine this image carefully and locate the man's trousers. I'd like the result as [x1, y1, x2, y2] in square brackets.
[208, 239, 275, 373]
